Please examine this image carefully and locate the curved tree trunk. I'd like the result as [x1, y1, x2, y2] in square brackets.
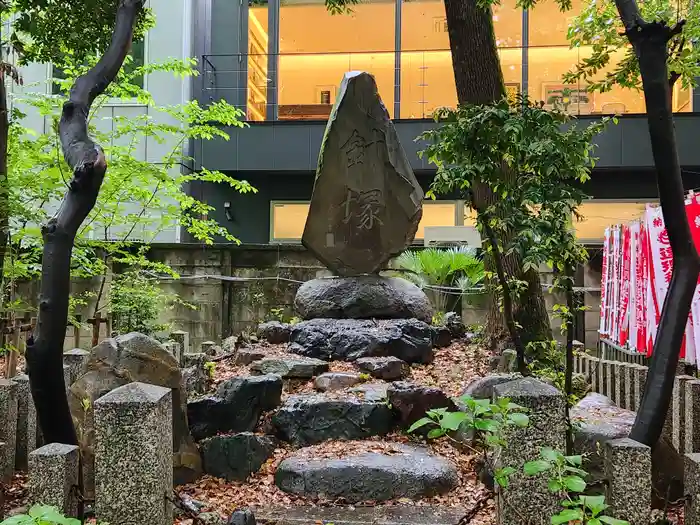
[443, 0, 552, 350]
[25, 0, 145, 445]
[613, 0, 700, 447]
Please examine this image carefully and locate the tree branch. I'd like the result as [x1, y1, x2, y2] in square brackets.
[26, 0, 145, 446]
[612, 0, 700, 447]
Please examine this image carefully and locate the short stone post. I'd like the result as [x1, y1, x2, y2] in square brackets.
[62, 364, 72, 395]
[633, 364, 648, 412]
[0, 379, 18, 480]
[613, 362, 623, 408]
[604, 438, 651, 525]
[686, 380, 700, 453]
[673, 375, 695, 453]
[29, 443, 80, 516]
[686, 454, 700, 525]
[493, 377, 567, 525]
[604, 361, 615, 401]
[95, 382, 173, 525]
[63, 349, 91, 385]
[164, 341, 182, 366]
[200, 341, 216, 356]
[12, 374, 37, 470]
[170, 330, 190, 356]
[622, 363, 634, 410]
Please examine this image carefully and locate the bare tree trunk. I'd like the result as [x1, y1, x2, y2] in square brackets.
[25, 0, 145, 445]
[613, 0, 700, 446]
[443, 0, 552, 351]
[0, 69, 9, 308]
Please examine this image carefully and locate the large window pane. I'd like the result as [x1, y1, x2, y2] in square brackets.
[529, 0, 583, 47]
[248, 3, 269, 121]
[270, 201, 458, 242]
[278, 0, 394, 119]
[402, 0, 522, 51]
[400, 47, 521, 118]
[574, 201, 653, 242]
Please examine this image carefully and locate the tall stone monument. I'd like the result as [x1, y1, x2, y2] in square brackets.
[291, 72, 435, 362]
[303, 71, 424, 276]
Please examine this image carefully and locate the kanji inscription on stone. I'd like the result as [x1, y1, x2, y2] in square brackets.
[302, 72, 423, 276]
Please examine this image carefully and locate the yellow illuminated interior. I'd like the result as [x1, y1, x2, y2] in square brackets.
[248, 0, 692, 120]
[271, 201, 458, 241]
[574, 201, 653, 241]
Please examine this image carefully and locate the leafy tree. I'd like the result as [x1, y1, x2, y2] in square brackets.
[565, 0, 699, 97]
[421, 94, 608, 373]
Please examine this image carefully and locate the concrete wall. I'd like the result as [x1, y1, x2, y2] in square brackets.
[7, 0, 194, 243]
[19, 244, 601, 351]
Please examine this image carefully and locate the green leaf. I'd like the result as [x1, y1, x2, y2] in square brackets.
[563, 475, 586, 493]
[564, 454, 583, 466]
[0, 515, 34, 525]
[550, 509, 583, 525]
[407, 417, 435, 434]
[548, 478, 563, 492]
[541, 447, 560, 462]
[588, 519, 602, 525]
[523, 460, 551, 475]
[508, 412, 529, 427]
[440, 411, 468, 431]
[581, 495, 607, 514]
[474, 418, 500, 433]
[427, 428, 446, 439]
[599, 516, 630, 525]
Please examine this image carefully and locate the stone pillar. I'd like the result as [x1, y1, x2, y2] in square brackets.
[622, 364, 634, 410]
[62, 364, 72, 395]
[0, 379, 18, 480]
[613, 362, 623, 408]
[591, 358, 600, 394]
[164, 341, 182, 366]
[12, 374, 37, 471]
[686, 380, 700, 453]
[673, 375, 695, 453]
[95, 382, 173, 525]
[493, 377, 567, 525]
[633, 364, 648, 412]
[63, 349, 91, 385]
[29, 443, 80, 516]
[604, 438, 651, 525]
[604, 361, 615, 401]
[200, 341, 216, 356]
[686, 454, 700, 525]
[170, 330, 190, 356]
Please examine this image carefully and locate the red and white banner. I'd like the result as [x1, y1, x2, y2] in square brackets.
[601, 197, 700, 360]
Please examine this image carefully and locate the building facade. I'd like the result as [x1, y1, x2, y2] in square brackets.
[187, 0, 700, 246]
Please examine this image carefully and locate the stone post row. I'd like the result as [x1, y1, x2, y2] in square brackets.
[12, 374, 37, 471]
[95, 382, 173, 525]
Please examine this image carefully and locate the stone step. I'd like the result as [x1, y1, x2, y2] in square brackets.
[254, 505, 468, 525]
[275, 444, 459, 502]
[271, 394, 395, 446]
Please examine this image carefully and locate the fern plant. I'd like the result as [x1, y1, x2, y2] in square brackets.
[393, 247, 485, 315]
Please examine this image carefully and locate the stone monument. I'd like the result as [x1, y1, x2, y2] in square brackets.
[302, 71, 423, 276]
[289, 71, 435, 362]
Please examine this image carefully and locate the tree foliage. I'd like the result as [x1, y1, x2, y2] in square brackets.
[564, 0, 699, 93]
[9, 0, 154, 65]
[421, 95, 609, 363]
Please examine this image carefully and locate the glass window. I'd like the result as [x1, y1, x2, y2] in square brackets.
[248, 2, 269, 121]
[52, 39, 146, 96]
[270, 201, 459, 242]
[278, 0, 395, 119]
[574, 201, 653, 242]
[402, 0, 522, 51]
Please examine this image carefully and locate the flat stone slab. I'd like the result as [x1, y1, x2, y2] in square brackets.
[254, 505, 468, 525]
[272, 394, 395, 446]
[349, 382, 389, 402]
[355, 356, 409, 381]
[289, 318, 433, 364]
[301, 71, 424, 276]
[275, 444, 458, 502]
[234, 348, 267, 366]
[257, 322, 292, 344]
[250, 357, 329, 379]
[295, 276, 433, 323]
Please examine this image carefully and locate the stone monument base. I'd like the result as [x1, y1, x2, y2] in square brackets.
[289, 318, 434, 364]
[294, 276, 433, 323]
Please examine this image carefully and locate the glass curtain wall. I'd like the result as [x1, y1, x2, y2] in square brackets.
[246, 0, 693, 120]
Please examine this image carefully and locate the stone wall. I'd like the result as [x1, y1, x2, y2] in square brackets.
[12, 244, 603, 350]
